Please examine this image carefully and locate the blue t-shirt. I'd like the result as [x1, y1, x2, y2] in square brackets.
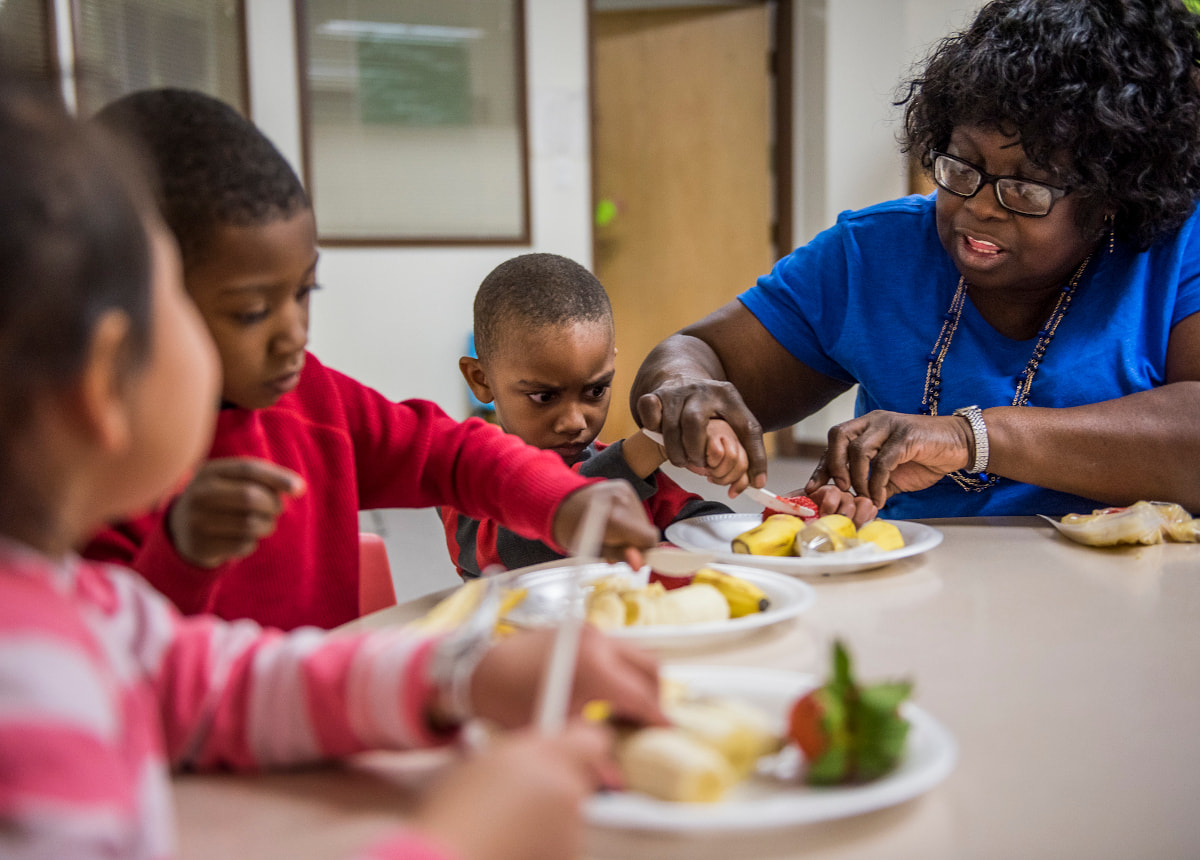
[740, 193, 1200, 518]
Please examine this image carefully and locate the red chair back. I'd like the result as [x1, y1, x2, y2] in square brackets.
[358, 532, 396, 615]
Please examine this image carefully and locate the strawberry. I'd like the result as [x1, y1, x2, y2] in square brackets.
[787, 640, 912, 785]
[760, 495, 818, 522]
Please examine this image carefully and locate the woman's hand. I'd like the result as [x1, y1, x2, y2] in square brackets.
[635, 378, 766, 493]
[805, 411, 973, 508]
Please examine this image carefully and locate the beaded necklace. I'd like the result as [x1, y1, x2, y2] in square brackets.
[920, 253, 1093, 491]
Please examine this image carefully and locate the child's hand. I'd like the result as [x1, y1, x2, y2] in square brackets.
[467, 624, 667, 730]
[167, 457, 305, 568]
[703, 418, 751, 494]
[806, 484, 878, 527]
[552, 481, 658, 568]
[410, 722, 615, 860]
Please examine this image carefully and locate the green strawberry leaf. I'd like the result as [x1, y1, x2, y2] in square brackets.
[830, 639, 853, 697]
[805, 743, 850, 785]
[859, 681, 913, 713]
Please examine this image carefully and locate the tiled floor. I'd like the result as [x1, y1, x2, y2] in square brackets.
[361, 453, 820, 605]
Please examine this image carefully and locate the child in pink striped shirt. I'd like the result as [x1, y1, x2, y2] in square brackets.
[0, 76, 662, 860]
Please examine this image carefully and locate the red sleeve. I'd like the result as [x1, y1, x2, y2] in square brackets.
[329, 370, 594, 552]
[83, 509, 222, 615]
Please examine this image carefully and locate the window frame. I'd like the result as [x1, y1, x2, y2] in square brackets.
[293, 0, 532, 247]
[64, 0, 250, 117]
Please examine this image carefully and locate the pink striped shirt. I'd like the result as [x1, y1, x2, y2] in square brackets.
[0, 538, 459, 860]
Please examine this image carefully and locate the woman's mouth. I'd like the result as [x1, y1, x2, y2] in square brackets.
[958, 233, 1007, 270]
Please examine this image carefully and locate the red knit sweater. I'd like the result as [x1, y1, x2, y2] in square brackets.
[83, 353, 591, 630]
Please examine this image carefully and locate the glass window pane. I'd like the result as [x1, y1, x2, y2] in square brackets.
[0, 0, 52, 77]
[300, 0, 528, 243]
[73, 0, 245, 117]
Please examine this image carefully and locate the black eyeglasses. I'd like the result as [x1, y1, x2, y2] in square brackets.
[930, 151, 1070, 217]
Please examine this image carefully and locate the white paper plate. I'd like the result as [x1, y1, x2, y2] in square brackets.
[503, 562, 815, 649]
[587, 665, 957, 832]
[665, 514, 943, 576]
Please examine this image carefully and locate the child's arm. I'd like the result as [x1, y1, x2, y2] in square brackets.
[622, 418, 748, 483]
[619, 427, 669, 478]
[152, 578, 664, 770]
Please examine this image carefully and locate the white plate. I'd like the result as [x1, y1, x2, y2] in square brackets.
[503, 562, 816, 649]
[665, 514, 944, 576]
[587, 665, 957, 832]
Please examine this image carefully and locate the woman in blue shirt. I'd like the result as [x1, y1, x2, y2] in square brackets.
[631, 0, 1200, 518]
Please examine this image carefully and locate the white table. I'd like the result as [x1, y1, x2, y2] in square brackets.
[175, 517, 1200, 859]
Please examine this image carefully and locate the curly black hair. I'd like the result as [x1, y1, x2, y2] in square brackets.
[92, 88, 309, 268]
[473, 253, 612, 364]
[900, 0, 1200, 249]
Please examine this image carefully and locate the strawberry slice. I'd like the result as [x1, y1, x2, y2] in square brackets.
[761, 494, 818, 522]
[787, 640, 912, 785]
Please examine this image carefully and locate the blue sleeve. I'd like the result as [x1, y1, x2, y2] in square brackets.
[738, 221, 857, 385]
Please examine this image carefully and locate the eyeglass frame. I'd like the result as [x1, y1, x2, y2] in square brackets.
[929, 151, 1071, 217]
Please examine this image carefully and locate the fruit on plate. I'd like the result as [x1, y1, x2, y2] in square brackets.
[690, 567, 770, 617]
[788, 640, 912, 785]
[796, 514, 858, 553]
[583, 576, 731, 630]
[625, 582, 730, 626]
[735, 514, 906, 558]
[616, 728, 736, 803]
[409, 578, 527, 634]
[1043, 500, 1200, 546]
[664, 695, 783, 778]
[616, 689, 783, 802]
[732, 514, 806, 555]
[856, 519, 905, 552]
[759, 494, 818, 522]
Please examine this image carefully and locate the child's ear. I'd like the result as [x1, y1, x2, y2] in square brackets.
[76, 309, 136, 453]
[459, 355, 495, 404]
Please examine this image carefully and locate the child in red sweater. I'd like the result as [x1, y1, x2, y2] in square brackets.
[84, 89, 658, 630]
[0, 79, 663, 860]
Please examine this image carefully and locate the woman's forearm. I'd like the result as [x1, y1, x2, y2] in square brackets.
[986, 382, 1200, 510]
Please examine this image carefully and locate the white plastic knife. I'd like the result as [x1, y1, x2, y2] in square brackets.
[642, 428, 817, 518]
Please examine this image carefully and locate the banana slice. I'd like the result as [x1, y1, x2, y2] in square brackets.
[616, 727, 737, 803]
[625, 583, 730, 626]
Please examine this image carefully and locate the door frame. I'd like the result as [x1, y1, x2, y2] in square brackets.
[586, 0, 798, 452]
[587, 0, 794, 263]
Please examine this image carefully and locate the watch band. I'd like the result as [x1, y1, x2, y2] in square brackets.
[953, 405, 990, 474]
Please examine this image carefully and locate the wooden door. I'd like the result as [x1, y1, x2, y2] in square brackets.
[592, 4, 776, 443]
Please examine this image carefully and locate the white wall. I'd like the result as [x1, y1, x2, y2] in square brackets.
[244, 0, 592, 416]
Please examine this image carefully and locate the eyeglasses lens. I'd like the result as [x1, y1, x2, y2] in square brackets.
[932, 155, 1054, 216]
[994, 179, 1052, 216]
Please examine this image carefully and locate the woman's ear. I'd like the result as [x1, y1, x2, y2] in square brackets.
[76, 309, 136, 453]
[459, 355, 495, 404]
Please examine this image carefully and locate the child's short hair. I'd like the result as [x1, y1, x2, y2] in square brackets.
[93, 88, 308, 268]
[473, 253, 613, 363]
[0, 75, 153, 439]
